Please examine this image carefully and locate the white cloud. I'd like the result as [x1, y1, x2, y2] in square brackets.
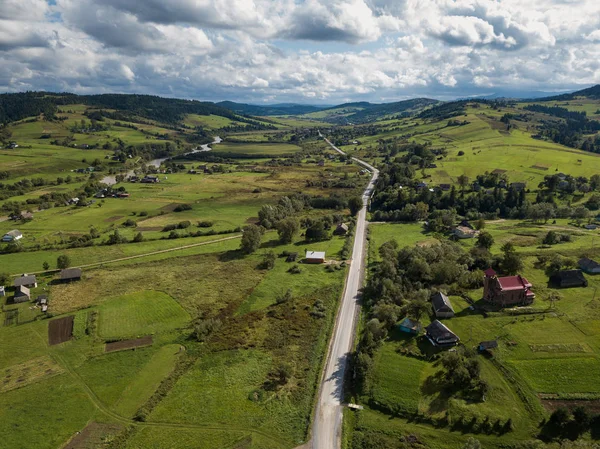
[0, 0, 598, 102]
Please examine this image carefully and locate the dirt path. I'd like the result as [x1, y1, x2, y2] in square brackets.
[11, 234, 242, 276]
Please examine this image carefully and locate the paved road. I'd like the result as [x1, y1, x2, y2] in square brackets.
[312, 132, 379, 449]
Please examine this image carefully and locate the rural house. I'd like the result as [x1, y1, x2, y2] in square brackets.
[483, 268, 535, 306]
[141, 175, 160, 183]
[13, 285, 31, 303]
[333, 223, 349, 236]
[14, 274, 37, 289]
[584, 224, 598, 230]
[425, 320, 460, 347]
[2, 229, 23, 242]
[305, 251, 326, 264]
[579, 257, 600, 274]
[60, 268, 82, 282]
[550, 270, 588, 288]
[431, 292, 455, 318]
[398, 317, 422, 335]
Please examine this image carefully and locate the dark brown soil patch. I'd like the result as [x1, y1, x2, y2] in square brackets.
[104, 216, 124, 223]
[48, 315, 74, 345]
[492, 169, 507, 174]
[105, 335, 153, 353]
[531, 164, 550, 170]
[245, 217, 259, 224]
[541, 398, 600, 414]
[63, 422, 123, 449]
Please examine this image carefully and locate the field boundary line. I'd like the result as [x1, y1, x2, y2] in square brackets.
[10, 234, 242, 276]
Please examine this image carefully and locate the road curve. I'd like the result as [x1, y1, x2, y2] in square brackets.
[311, 132, 379, 449]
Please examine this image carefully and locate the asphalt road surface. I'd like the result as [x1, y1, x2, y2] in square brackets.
[311, 132, 379, 449]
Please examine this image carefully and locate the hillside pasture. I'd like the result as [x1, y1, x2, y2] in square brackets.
[97, 291, 190, 339]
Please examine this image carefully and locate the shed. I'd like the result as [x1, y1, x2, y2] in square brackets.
[2, 229, 23, 242]
[305, 251, 326, 264]
[333, 223, 349, 236]
[584, 224, 598, 230]
[398, 317, 422, 335]
[13, 285, 31, 303]
[431, 292, 455, 318]
[60, 268, 82, 282]
[478, 340, 498, 352]
[453, 226, 478, 239]
[550, 270, 588, 288]
[37, 295, 48, 305]
[14, 274, 37, 288]
[579, 257, 600, 274]
[425, 320, 460, 347]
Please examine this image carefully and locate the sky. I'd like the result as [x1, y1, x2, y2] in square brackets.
[1, 0, 600, 104]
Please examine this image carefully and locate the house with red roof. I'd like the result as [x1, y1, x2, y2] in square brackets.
[483, 268, 535, 307]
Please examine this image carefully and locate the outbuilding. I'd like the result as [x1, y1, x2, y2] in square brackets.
[60, 268, 82, 282]
[398, 317, 422, 335]
[2, 229, 23, 242]
[333, 223, 349, 236]
[305, 251, 326, 264]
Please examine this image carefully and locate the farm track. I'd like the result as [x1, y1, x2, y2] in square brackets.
[10, 234, 242, 276]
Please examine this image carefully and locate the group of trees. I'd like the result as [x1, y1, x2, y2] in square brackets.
[541, 406, 600, 441]
[435, 347, 489, 401]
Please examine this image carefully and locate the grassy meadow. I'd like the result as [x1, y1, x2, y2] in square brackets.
[0, 103, 367, 449]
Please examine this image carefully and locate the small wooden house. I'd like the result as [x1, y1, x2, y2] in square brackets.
[398, 317, 422, 335]
[579, 257, 600, 274]
[550, 270, 588, 288]
[333, 223, 349, 236]
[14, 274, 37, 289]
[431, 292, 455, 318]
[425, 320, 460, 347]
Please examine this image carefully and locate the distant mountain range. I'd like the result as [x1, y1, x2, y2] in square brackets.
[215, 101, 324, 116]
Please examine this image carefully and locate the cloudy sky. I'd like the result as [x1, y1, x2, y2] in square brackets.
[1, 0, 600, 104]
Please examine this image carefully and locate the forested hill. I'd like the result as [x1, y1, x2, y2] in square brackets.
[538, 84, 600, 101]
[216, 101, 323, 116]
[0, 92, 239, 125]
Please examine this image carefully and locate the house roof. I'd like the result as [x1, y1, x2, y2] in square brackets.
[551, 270, 587, 285]
[484, 268, 497, 277]
[399, 317, 421, 331]
[60, 268, 82, 280]
[4, 229, 22, 238]
[425, 320, 459, 341]
[431, 292, 454, 313]
[14, 275, 36, 287]
[336, 223, 349, 231]
[306, 250, 326, 259]
[15, 285, 30, 296]
[479, 340, 498, 350]
[459, 220, 474, 229]
[454, 226, 477, 235]
[497, 275, 532, 291]
[579, 257, 600, 271]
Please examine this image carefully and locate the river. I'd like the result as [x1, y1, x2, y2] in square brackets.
[100, 136, 222, 185]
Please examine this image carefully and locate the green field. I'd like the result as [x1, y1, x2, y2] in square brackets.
[97, 291, 190, 338]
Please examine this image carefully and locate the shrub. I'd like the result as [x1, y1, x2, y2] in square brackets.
[173, 204, 192, 212]
[177, 220, 191, 229]
[162, 224, 177, 232]
[288, 265, 301, 274]
[139, 211, 148, 217]
[56, 254, 71, 269]
[458, 150, 465, 156]
[123, 218, 136, 227]
[198, 220, 213, 228]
